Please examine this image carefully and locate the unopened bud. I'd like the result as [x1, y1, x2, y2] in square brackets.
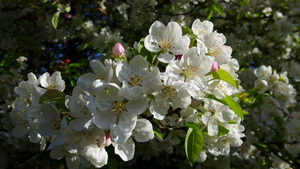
[112, 43, 125, 58]
[211, 61, 218, 72]
[105, 134, 112, 147]
[64, 13, 72, 19]
[175, 54, 183, 60]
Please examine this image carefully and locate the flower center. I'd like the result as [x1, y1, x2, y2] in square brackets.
[48, 84, 57, 89]
[111, 101, 126, 114]
[208, 47, 219, 56]
[129, 75, 142, 86]
[182, 65, 198, 78]
[49, 118, 61, 132]
[161, 85, 177, 101]
[158, 39, 173, 53]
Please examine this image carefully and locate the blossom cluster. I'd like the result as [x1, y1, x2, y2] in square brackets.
[10, 19, 245, 168]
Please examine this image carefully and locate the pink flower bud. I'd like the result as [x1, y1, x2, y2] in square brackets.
[105, 134, 112, 147]
[64, 13, 72, 19]
[175, 54, 183, 60]
[65, 59, 70, 64]
[112, 43, 125, 58]
[211, 61, 218, 72]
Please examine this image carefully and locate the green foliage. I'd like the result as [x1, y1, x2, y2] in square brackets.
[39, 89, 68, 113]
[202, 125, 229, 136]
[207, 69, 239, 89]
[153, 126, 163, 140]
[185, 123, 204, 167]
[205, 3, 224, 20]
[207, 94, 244, 119]
[132, 38, 157, 65]
[235, 88, 266, 108]
[52, 11, 60, 29]
[181, 26, 197, 47]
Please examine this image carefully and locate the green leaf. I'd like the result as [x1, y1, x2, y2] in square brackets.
[181, 26, 194, 35]
[51, 11, 60, 29]
[153, 126, 163, 140]
[39, 89, 68, 112]
[212, 4, 224, 16]
[39, 89, 66, 104]
[207, 69, 239, 89]
[68, 63, 81, 68]
[136, 38, 156, 64]
[65, 5, 71, 12]
[207, 94, 244, 119]
[201, 125, 229, 136]
[185, 127, 203, 167]
[217, 125, 229, 136]
[206, 8, 214, 20]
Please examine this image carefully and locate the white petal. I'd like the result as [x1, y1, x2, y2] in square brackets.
[93, 110, 115, 130]
[144, 35, 160, 52]
[133, 119, 154, 142]
[171, 35, 190, 55]
[167, 21, 182, 42]
[126, 96, 148, 116]
[117, 112, 137, 133]
[50, 71, 65, 91]
[149, 98, 169, 120]
[77, 73, 97, 92]
[114, 138, 135, 161]
[122, 83, 143, 100]
[110, 124, 133, 144]
[39, 72, 50, 88]
[129, 55, 148, 74]
[90, 60, 106, 79]
[158, 53, 175, 63]
[208, 116, 218, 136]
[150, 21, 168, 41]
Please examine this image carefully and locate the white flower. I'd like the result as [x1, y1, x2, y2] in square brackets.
[93, 83, 148, 143]
[77, 59, 117, 93]
[144, 20, 190, 63]
[39, 71, 65, 91]
[149, 73, 191, 120]
[14, 73, 46, 105]
[113, 138, 135, 161]
[166, 47, 213, 99]
[254, 78, 269, 93]
[116, 55, 162, 95]
[201, 99, 235, 136]
[289, 62, 300, 82]
[80, 128, 108, 168]
[132, 118, 154, 142]
[113, 118, 154, 162]
[50, 144, 80, 169]
[65, 85, 96, 131]
[37, 104, 66, 137]
[254, 65, 272, 78]
[192, 19, 214, 40]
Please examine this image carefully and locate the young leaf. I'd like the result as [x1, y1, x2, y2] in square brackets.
[217, 125, 229, 136]
[212, 4, 224, 16]
[51, 11, 60, 29]
[39, 89, 66, 104]
[153, 126, 163, 140]
[207, 94, 244, 119]
[185, 127, 203, 167]
[207, 69, 239, 89]
[39, 89, 68, 112]
[136, 38, 156, 64]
